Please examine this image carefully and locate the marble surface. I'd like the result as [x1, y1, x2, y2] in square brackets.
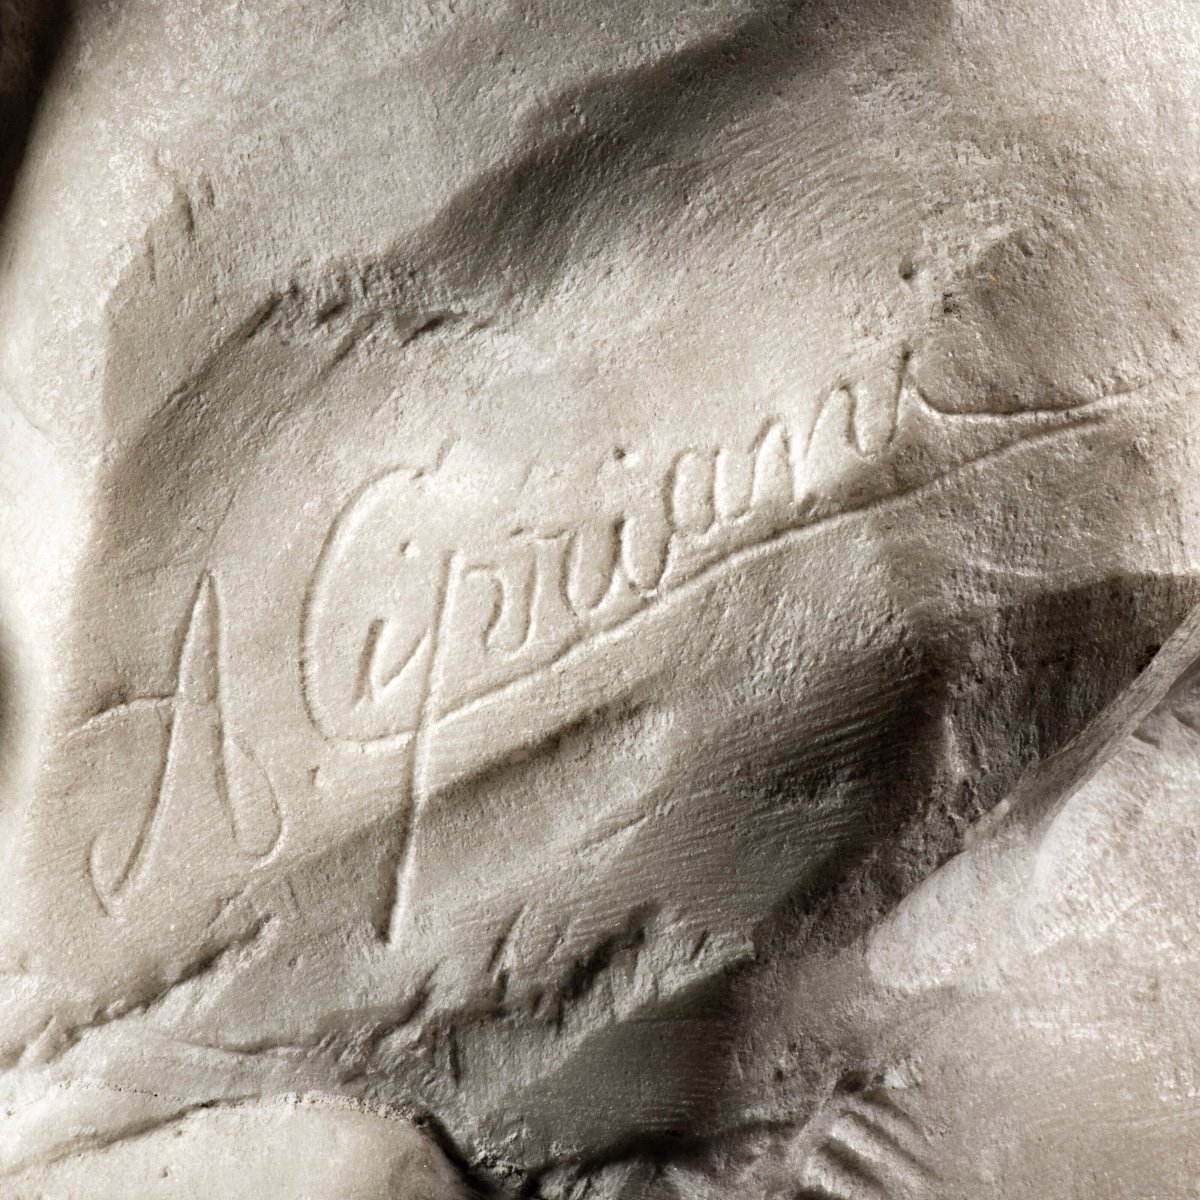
[2, 1, 1200, 1195]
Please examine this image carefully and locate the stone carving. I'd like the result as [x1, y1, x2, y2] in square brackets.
[2, 1, 1200, 1197]
[81, 573, 281, 914]
[300, 352, 1111, 752]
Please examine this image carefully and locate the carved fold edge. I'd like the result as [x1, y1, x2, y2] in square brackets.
[976, 600, 1200, 841]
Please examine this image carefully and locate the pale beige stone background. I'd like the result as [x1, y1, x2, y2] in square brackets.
[2, 1, 1200, 1196]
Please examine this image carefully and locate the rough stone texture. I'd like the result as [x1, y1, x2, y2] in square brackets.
[2, 1, 1200, 1196]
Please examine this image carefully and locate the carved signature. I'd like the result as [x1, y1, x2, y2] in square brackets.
[82, 573, 282, 914]
[77, 349, 1137, 922]
[297, 352, 1126, 940]
[299, 353, 1119, 749]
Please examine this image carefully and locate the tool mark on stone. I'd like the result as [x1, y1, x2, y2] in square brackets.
[316, 313, 380, 381]
[467, 558, 536, 652]
[803, 350, 910, 460]
[577, 811, 651, 856]
[834, 1111, 932, 1183]
[914, 370, 1162, 420]
[83, 573, 282, 914]
[798, 1087, 936, 1200]
[298, 445, 457, 748]
[486, 904, 528, 977]
[381, 551, 458, 944]
[241, 294, 283, 342]
[351, 560, 434, 708]
[667, 447, 719, 536]
[445, 1025, 463, 1086]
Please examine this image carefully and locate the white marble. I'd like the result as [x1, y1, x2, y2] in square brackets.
[2, 1, 1200, 1195]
